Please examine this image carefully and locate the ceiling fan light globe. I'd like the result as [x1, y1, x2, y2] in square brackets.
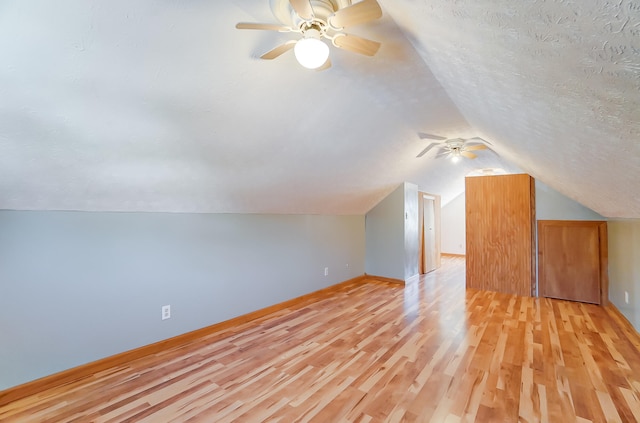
[294, 37, 330, 69]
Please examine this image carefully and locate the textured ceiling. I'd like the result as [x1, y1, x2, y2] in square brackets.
[0, 0, 638, 216]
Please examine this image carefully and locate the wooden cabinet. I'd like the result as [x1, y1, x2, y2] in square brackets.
[465, 174, 536, 296]
[538, 220, 608, 304]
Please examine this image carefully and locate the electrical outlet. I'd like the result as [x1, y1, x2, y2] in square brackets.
[625, 291, 629, 304]
[162, 305, 171, 320]
[324, 267, 329, 276]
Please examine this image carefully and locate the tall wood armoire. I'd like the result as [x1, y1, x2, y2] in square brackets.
[465, 174, 536, 296]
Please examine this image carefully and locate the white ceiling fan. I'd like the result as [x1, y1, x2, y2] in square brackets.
[416, 133, 492, 162]
[236, 0, 383, 70]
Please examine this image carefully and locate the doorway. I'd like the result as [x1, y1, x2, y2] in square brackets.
[418, 192, 441, 274]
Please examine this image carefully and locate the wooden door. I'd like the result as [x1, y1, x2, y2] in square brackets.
[418, 192, 441, 274]
[423, 198, 437, 273]
[538, 220, 608, 304]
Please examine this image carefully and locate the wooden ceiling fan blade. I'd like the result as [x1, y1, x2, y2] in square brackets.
[416, 143, 438, 158]
[461, 151, 477, 159]
[236, 22, 291, 32]
[418, 132, 447, 141]
[290, 0, 314, 20]
[464, 144, 487, 151]
[333, 34, 380, 56]
[329, 0, 382, 28]
[260, 41, 296, 60]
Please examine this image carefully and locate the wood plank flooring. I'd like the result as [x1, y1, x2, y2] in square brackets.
[2, 257, 640, 422]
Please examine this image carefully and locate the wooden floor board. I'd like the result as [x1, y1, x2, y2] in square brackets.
[2, 256, 640, 422]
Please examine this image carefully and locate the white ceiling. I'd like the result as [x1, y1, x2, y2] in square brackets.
[0, 0, 638, 217]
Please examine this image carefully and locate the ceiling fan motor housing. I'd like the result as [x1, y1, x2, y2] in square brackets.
[271, 0, 351, 28]
[445, 139, 466, 150]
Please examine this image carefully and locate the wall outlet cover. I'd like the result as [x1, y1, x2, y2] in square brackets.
[162, 305, 171, 320]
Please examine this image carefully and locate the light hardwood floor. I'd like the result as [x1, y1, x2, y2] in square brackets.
[2, 257, 640, 422]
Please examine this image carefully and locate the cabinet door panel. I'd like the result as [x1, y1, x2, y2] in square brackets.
[538, 221, 606, 304]
[465, 174, 535, 296]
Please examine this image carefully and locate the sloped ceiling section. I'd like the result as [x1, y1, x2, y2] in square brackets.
[0, 0, 637, 216]
[383, 0, 640, 218]
[0, 0, 476, 214]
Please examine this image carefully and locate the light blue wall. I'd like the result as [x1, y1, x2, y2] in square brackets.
[364, 183, 419, 281]
[365, 184, 405, 280]
[535, 180, 604, 220]
[0, 211, 365, 390]
[608, 220, 640, 331]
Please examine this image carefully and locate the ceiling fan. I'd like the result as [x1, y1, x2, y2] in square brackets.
[416, 133, 491, 162]
[236, 0, 383, 70]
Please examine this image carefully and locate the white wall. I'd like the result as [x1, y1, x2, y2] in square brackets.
[404, 183, 419, 280]
[441, 192, 466, 255]
[608, 220, 640, 331]
[0, 211, 365, 390]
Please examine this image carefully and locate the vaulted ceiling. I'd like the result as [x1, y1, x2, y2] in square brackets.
[0, 0, 638, 217]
